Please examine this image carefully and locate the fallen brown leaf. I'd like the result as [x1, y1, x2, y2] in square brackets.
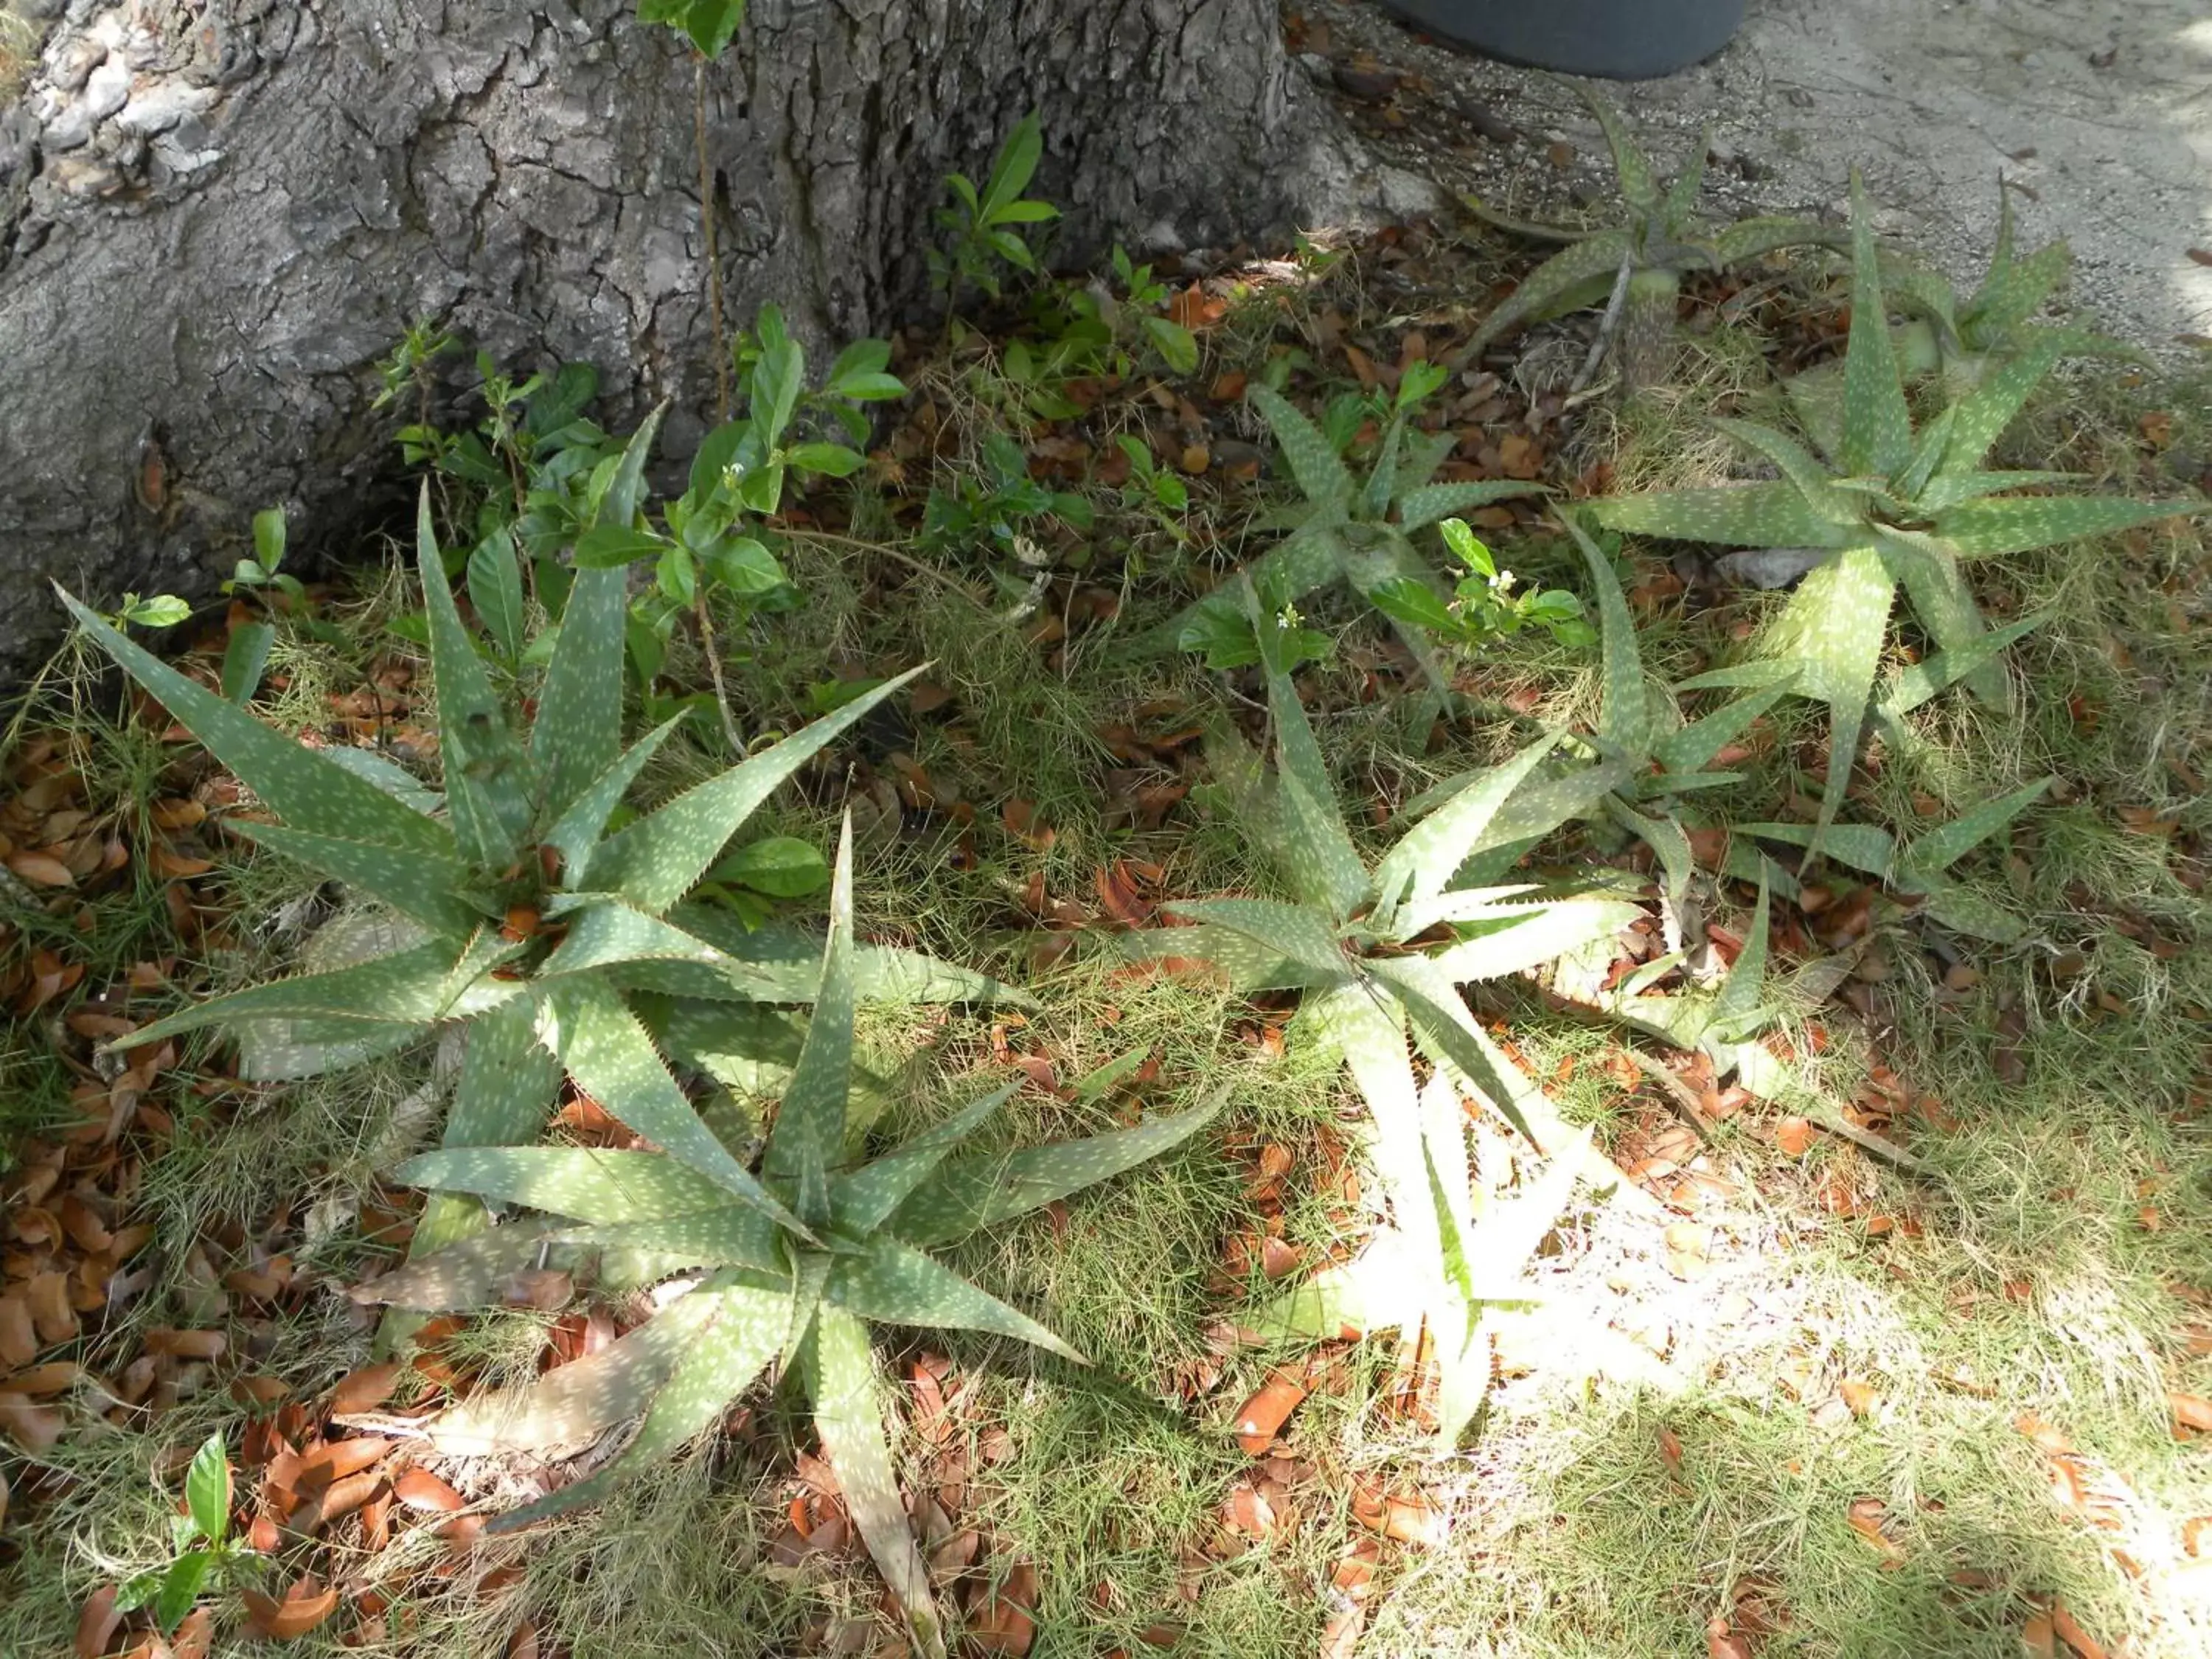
[1231, 1367, 1307, 1454]
[2171, 1392, 2212, 1436]
[1706, 1615, 1753, 1659]
[1663, 1222, 1712, 1281]
[243, 1575, 341, 1640]
[2051, 1601, 2107, 1659]
[329, 1360, 405, 1416]
[1845, 1496, 1904, 1564]
[1839, 1378, 1879, 1417]
[74, 1585, 121, 1659]
[1775, 1117, 1815, 1157]
[393, 1467, 466, 1513]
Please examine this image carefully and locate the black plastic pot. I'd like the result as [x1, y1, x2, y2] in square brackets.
[1382, 0, 1748, 78]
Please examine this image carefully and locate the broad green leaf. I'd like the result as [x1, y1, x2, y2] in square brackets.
[1935, 495, 2202, 558]
[1839, 174, 1913, 479]
[1585, 482, 1860, 549]
[483, 1274, 787, 1531]
[220, 621, 274, 705]
[807, 1305, 944, 1658]
[588, 669, 925, 914]
[416, 485, 531, 869]
[184, 1433, 230, 1546]
[224, 819, 479, 936]
[467, 529, 526, 661]
[545, 978, 810, 1237]
[831, 1082, 1018, 1238]
[1897, 778, 2051, 884]
[394, 1145, 734, 1225]
[761, 818, 856, 1227]
[829, 1236, 1084, 1362]
[151, 1552, 213, 1635]
[1248, 383, 1354, 507]
[716, 836, 829, 897]
[57, 588, 449, 855]
[890, 1094, 1223, 1247]
[117, 939, 502, 1051]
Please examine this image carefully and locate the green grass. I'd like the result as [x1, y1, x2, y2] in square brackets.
[4, 242, 2211, 1659]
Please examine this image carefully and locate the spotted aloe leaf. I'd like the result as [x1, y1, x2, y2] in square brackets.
[1585, 482, 1860, 549]
[1837, 173, 1913, 479]
[586, 667, 925, 914]
[1371, 737, 1559, 930]
[1878, 613, 2044, 719]
[1462, 228, 1639, 358]
[113, 939, 512, 1051]
[1307, 981, 1444, 1276]
[1893, 777, 2052, 889]
[1364, 956, 1540, 1145]
[807, 1305, 946, 1658]
[535, 902, 748, 981]
[1764, 543, 1894, 848]
[1396, 479, 1545, 532]
[538, 713, 686, 886]
[1168, 898, 1352, 980]
[220, 819, 481, 936]
[406, 992, 563, 1267]
[56, 588, 452, 859]
[1248, 383, 1354, 509]
[888, 1094, 1222, 1248]
[544, 976, 810, 1238]
[392, 1145, 740, 1224]
[485, 1272, 788, 1532]
[1935, 495, 2203, 559]
[759, 818, 857, 1228]
[830, 1082, 1019, 1238]
[828, 1236, 1085, 1363]
[416, 485, 532, 872]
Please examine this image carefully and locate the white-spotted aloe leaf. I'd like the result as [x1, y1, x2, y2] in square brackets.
[393, 1146, 738, 1225]
[830, 1082, 1019, 1238]
[585, 668, 925, 915]
[1894, 778, 2051, 888]
[888, 1094, 1224, 1248]
[1934, 495, 2203, 559]
[1763, 543, 1895, 848]
[1464, 229, 1639, 357]
[1585, 482, 1860, 549]
[1371, 737, 1559, 933]
[1167, 898, 1352, 981]
[415, 485, 532, 870]
[1251, 594, 1369, 922]
[535, 902, 748, 981]
[1248, 383, 1354, 509]
[432, 1284, 724, 1456]
[57, 588, 452, 857]
[218, 818, 481, 936]
[539, 713, 686, 886]
[827, 1236, 1085, 1363]
[349, 1222, 566, 1312]
[1363, 956, 1540, 1144]
[1419, 897, 1642, 987]
[759, 816, 857, 1229]
[806, 1305, 945, 1659]
[1878, 613, 2042, 719]
[1838, 173, 1913, 479]
[1115, 926, 1336, 993]
[544, 976, 811, 1239]
[1307, 982, 1445, 1284]
[662, 910, 1034, 1008]
[486, 1272, 788, 1534]
[553, 1208, 784, 1274]
[1397, 479, 1545, 532]
[114, 939, 508, 1051]
[408, 992, 563, 1265]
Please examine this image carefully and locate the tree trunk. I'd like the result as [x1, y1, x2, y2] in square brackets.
[0, 0, 1391, 678]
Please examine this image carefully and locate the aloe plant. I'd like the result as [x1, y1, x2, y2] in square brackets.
[60, 463, 1010, 1284]
[361, 815, 1218, 1656]
[1585, 175, 2205, 849]
[1458, 81, 1837, 387]
[1158, 375, 1542, 696]
[1129, 585, 1638, 1444]
[1788, 184, 2138, 456]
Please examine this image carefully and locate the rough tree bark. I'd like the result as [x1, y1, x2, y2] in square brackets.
[0, 0, 1405, 678]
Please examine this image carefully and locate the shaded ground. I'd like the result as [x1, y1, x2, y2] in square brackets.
[1301, 0, 2212, 355]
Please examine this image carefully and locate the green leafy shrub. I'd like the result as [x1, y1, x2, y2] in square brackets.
[1371, 516, 1595, 655]
[1130, 586, 1638, 1444]
[59, 486, 1007, 1282]
[1458, 81, 1837, 386]
[363, 816, 1218, 1656]
[1585, 175, 2205, 847]
[930, 111, 1059, 304]
[112, 1435, 247, 1637]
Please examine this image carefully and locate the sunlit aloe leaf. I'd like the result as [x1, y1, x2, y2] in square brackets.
[761, 816, 856, 1228]
[828, 1236, 1085, 1363]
